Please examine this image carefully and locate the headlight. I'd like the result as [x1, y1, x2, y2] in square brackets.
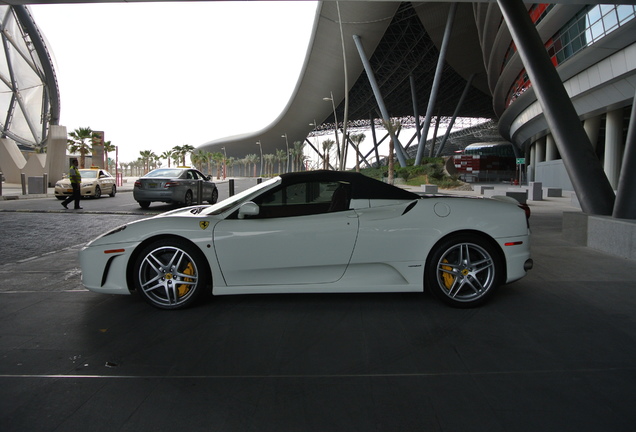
[55, 182, 63, 187]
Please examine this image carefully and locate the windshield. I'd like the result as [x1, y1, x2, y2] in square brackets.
[79, 170, 98, 179]
[202, 177, 280, 216]
[145, 169, 183, 178]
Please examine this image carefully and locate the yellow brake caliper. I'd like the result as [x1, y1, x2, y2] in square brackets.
[177, 262, 194, 297]
[441, 259, 455, 290]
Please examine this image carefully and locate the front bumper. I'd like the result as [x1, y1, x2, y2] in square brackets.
[79, 242, 137, 294]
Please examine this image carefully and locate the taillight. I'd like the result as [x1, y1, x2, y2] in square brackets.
[134, 180, 141, 188]
[164, 181, 179, 188]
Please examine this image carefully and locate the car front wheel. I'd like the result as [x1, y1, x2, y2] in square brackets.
[134, 239, 208, 309]
[94, 185, 101, 199]
[426, 234, 502, 308]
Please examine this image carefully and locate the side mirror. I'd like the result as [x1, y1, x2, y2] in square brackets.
[206, 175, 212, 181]
[238, 201, 259, 219]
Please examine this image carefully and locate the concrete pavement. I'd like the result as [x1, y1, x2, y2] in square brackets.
[1, 178, 636, 430]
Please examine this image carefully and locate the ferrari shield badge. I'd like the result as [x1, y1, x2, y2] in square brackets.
[199, 221, 210, 230]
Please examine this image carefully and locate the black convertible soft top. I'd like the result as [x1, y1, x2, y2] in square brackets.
[279, 170, 420, 201]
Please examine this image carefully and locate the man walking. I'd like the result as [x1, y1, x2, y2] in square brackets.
[61, 159, 82, 210]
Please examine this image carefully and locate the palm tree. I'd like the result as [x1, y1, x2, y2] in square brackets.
[243, 154, 257, 177]
[139, 150, 157, 174]
[172, 145, 194, 166]
[181, 144, 195, 165]
[275, 149, 286, 174]
[263, 154, 276, 176]
[381, 119, 401, 185]
[190, 151, 201, 170]
[171, 146, 183, 164]
[211, 152, 224, 179]
[239, 157, 249, 177]
[350, 133, 366, 172]
[103, 140, 116, 171]
[202, 151, 214, 177]
[322, 139, 335, 170]
[160, 150, 174, 167]
[291, 141, 305, 172]
[67, 127, 95, 168]
[226, 157, 235, 177]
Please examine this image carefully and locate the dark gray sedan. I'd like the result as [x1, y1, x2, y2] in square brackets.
[133, 168, 218, 209]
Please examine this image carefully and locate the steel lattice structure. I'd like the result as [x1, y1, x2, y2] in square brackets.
[325, 3, 494, 126]
[0, 6, 59, 149]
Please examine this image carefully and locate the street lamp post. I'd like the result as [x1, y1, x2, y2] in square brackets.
[309, 121, 322, 170]
[221, 147, 227, 180]
[256, 141, 263, 177]
[323, 91, 341, 170]
[281, 134, 290, 173]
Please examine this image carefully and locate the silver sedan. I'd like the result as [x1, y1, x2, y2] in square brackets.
[133, 167, 218, 209]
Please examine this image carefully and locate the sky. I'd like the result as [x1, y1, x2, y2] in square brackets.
[29, 1, 318, 164]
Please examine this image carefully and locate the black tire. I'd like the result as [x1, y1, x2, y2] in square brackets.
[134, 238, 208, 310]
[94, 185, 102, 199]
[425, 233, 503, 308]
[209, 188, 218, 204]
[138, 201, 150, 209]
[183, 190, 193, 206]
[109, 185, 116, 197]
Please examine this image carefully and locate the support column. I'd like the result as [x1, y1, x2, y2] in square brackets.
[436, 74, 475, 157]
[584, 116, 601, 150]
[353, 35, 407, 167]
[535, 136, 546, 163]
[545, 134, 557, 161]
[528, 141, 536, 182]
[613, 96, 636, 219]
[604, 108, 623, 189]
[497, 0, 614, 215]
[410, 74, 421, 142]
[370, 112, 381, 166]
[430, 113, 442, 157]
[416, 3, 458, 165]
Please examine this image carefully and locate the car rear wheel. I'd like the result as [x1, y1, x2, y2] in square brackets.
[426, 234, 502, 308]
[184, 190, 193, 206]
[134, 239, 208, 309]
[138, 201, 150, 209]
[109, 185, 116, 197]
[94, 185, 101, 199]
[209, 188, 218, 204]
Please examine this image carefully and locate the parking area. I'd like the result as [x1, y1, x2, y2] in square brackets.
[1, 187, 635, 431]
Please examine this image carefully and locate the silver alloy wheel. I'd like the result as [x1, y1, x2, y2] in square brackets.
[137, 245, 200, 308]
[435, 242, 496, 304]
